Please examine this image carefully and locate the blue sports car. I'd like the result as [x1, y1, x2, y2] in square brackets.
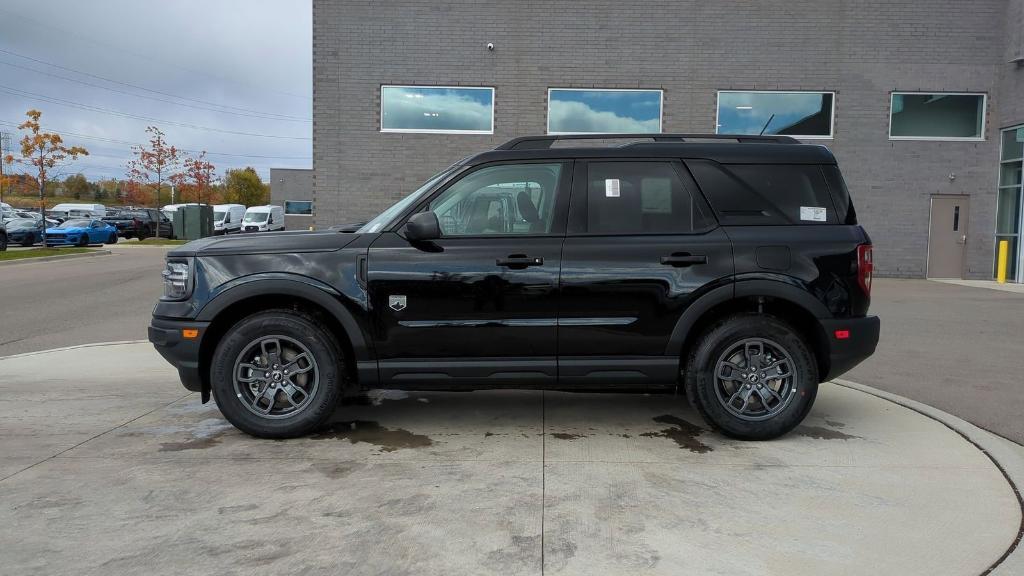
[44, 218, 119, 247]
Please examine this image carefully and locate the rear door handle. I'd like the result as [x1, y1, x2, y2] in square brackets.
[660, 254, 707, 267]
[496, 255, 544, 269]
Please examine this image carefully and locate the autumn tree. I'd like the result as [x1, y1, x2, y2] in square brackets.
[223, 167, 268, 206]
[126, 126, 181, 236]
[177, 152, 217, 205]
[64, 173, 90, 199]
[3, 109, 88, 215]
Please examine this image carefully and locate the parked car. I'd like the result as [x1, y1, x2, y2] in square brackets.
[102, 208, 172, 239]
[5, 218, 45, 247]
[241, 205, 285, 232]
[213, 204, 246, 235]
[45, 218, 119, 246]
[150, 133, 879, 440]
[49, 203, 107, 219]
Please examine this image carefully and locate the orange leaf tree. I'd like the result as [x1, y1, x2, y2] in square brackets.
[178, 151, 217, 205]
[3, 109, 88, 214]
[126, 126, 182, 237]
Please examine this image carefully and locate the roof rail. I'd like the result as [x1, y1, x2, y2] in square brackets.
[494, 133, 800, 150]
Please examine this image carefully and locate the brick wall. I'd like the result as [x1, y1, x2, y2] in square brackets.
[314, 0, 1011, 278]
[269, 168, 314, 231]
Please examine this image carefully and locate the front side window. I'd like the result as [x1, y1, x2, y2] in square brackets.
[889, 93, 985, 140]
[285, 201, 313, 215]
[717, 91, 834, 138]
[585, 162, 708, 235]
[380, 86, 494, 134]
[428, 163, 564, 236]
[547, 89, 662, 134]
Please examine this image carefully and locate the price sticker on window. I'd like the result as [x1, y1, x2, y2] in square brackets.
[605, 178, 620, 198]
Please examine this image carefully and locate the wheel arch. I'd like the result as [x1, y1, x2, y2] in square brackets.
[194, 276, 374, 400]
[671, 280, 831, 382]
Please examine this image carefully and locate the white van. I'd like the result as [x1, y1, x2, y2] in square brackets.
[212, 204, 246, 235]
[242, 205, 285, 232]
[161, 203, 203, 223]
[49, 203, 106, 218]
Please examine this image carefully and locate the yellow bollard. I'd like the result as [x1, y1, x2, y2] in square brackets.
[996, 240, 1009, 283]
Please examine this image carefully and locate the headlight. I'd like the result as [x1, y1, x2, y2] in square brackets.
[161, 259, 193, 300]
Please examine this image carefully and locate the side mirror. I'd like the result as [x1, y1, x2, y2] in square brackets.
[405, 211, 441, 242]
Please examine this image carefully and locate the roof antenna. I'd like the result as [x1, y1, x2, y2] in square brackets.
[759, 114, 776, 136]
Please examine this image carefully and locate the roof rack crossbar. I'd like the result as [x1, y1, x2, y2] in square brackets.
[495, 133, 800, 150]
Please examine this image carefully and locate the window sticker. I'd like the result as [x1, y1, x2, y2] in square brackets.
[800, 206, 827, 222]
[605, 178, 621, 198]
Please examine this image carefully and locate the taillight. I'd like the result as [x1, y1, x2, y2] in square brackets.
[857, 244, 873, 296]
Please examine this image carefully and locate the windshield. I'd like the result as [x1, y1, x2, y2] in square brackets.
[57, 219, 91, 229]
[244, 212, 269, 223]
[8, 218, 37, 228]
[214, 211, 226, 221]
[358, 164, 461, 233]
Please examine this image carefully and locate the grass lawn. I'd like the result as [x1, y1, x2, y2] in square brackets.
[135, 238, 188, 246]
[0, 247, 97, 261]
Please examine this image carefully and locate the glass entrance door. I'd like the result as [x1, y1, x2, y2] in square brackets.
[996, 127, 1024, 282]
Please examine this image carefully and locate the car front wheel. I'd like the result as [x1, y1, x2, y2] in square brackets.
[684, 314, 818, 440]
[210, 309, 344, 438]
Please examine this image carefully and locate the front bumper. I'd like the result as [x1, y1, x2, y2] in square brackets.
[44, 233, 79, 245]
[820, 315, 880, 381]
[149, 317, 210, 394]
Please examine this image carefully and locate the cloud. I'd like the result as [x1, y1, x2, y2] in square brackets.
[548, 100, 660, 133]
[382, 89, 492, 132]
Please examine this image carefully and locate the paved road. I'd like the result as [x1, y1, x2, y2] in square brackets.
[847, 278, 1024, 445]
[2, 251, 1022, 444]
[0, 246, 168, 356]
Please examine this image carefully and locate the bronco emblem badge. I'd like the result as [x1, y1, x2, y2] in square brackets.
[388, 295, 407, 312]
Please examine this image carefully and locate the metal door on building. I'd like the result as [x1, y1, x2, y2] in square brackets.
[927, 196, 969, 278]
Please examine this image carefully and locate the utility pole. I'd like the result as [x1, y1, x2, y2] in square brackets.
[0, 131, 10, 205]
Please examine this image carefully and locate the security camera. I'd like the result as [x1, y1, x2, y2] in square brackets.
[486, 42, 494, 51]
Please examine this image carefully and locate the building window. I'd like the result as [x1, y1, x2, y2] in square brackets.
[380, 86, 494, 134]
[547, 89, 662, 134]
[995, 126, 1023, 281]
[284, 200, 313, 215]
[716, 91, 834, 138]
[889, 93, 985, 140]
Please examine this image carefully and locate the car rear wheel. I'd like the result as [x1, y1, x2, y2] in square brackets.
[0, 234, 7, 252]
[210, 309, 344, 438]
[684, 314, 818, 440]
[106, 232, 117, 244]
[21, 236, 34, 247]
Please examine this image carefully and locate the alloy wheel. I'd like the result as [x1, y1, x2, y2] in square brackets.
[713, 338, 797, 422]
[232, 335, 320, 420]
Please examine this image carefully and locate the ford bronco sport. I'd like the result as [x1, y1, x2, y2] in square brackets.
[150, 134, 879, 440]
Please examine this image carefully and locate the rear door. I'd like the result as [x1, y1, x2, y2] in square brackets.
[557, 159, 733, 386]
[367, 160, 572, 387]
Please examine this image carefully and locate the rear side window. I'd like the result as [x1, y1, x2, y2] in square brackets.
[585, 161, 712, 235]
[687, 160, 838, 225]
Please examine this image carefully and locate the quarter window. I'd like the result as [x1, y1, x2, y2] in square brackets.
[380, 86, 494, 134]
[428, 163, 564, 236]
[547, 89, 662, 134]
[889, 93, 985, 140]
[585, 162, 709, 235]
[717, 91, 834, 138]
[284, 201, 313, 215]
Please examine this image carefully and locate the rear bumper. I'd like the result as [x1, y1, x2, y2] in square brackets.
[820, 315, 880, 381]
[149, 317, 210, 393]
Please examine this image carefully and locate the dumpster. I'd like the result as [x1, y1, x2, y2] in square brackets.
[175, 204, 214, 240]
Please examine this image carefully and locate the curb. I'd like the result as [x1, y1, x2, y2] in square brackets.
[835, 378, 1024, 576]
[0, 249, 111, 266]
[0, 339, 148, 361]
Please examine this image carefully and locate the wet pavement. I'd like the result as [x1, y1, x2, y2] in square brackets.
[1, 342, 1021, 575]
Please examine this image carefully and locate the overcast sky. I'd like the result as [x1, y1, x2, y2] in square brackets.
[0, 0, 311, 182]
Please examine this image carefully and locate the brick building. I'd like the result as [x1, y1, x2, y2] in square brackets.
[313, 0, 1024, 281]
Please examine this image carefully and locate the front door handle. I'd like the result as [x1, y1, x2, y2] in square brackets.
[661, 254, 707, 267]
[496, 255, 544, 269]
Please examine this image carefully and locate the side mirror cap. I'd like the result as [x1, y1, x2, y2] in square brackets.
[404, 211, 441, 242]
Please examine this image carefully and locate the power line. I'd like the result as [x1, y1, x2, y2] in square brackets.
[0, 120, 312, 160]
[0, 8, 312, 103]
[0, 59, 311, 122]
[0, 85, 312, 140]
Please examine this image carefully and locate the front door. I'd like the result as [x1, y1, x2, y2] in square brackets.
[367, 160, 572, 387]
[557, 159, 734, 386]
[927, 195, 969, 278]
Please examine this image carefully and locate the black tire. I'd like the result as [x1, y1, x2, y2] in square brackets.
[106, 232, 118, 244]
[77, 234, 89, 247]
[0, 233, 7, 252]
[21, 236, 34, 247]
[211, 309, 344, 438]
[684, 314, 818, 440]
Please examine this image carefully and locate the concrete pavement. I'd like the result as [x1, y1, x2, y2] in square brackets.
[1, 342, 1020, 575]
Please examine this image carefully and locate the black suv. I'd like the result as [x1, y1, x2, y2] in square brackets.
[150, 134, 879, 440]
